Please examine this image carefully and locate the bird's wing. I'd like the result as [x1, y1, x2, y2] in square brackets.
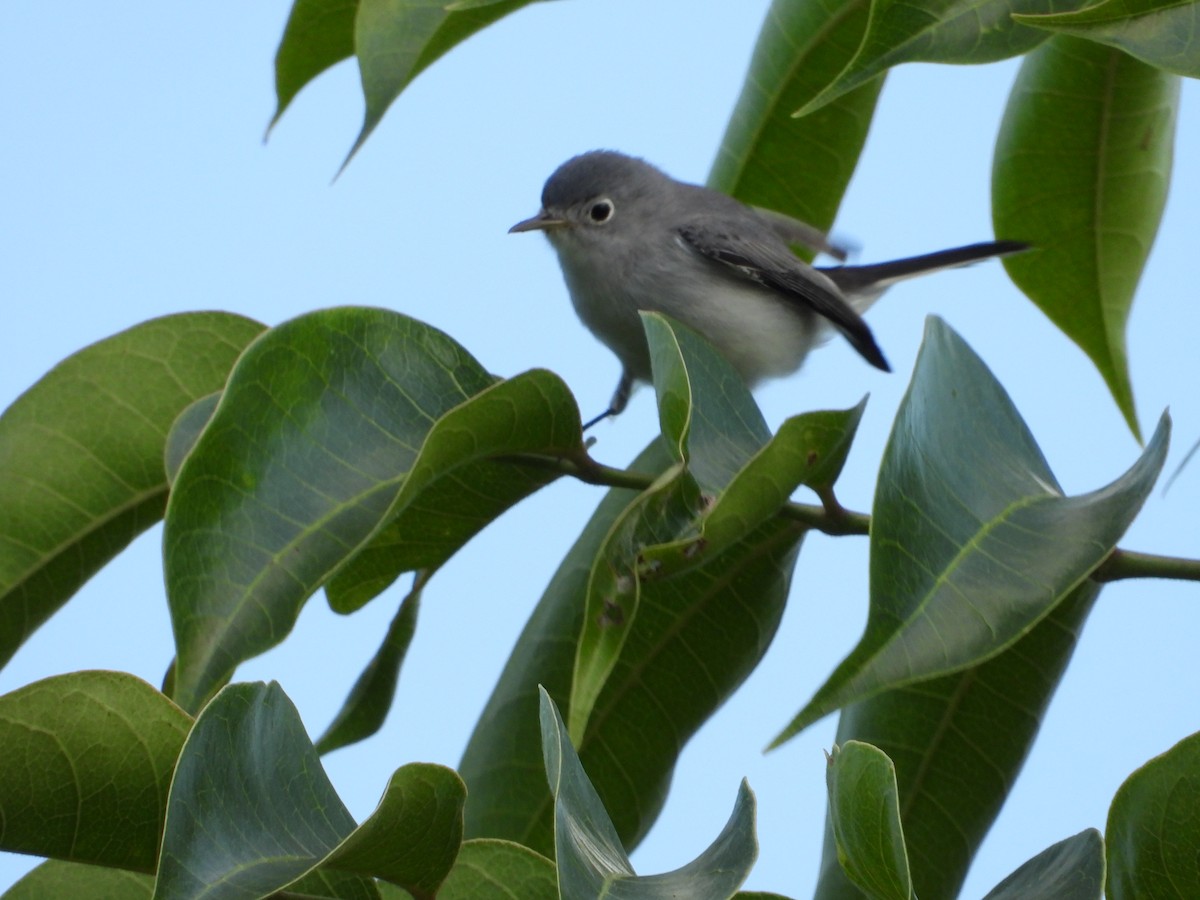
[677, 221, 889, 372]
[749, 206, 850, 262]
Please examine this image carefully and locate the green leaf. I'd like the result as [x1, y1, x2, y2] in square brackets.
[345, 0, 539, 167]
[156, 681, 464, 900]
[813, 582, 1102, 900]
[316, 578, 423, 754]
[775, 318, 1168, 742]
[1107, 730, 1200, 898]
[825, 742, 912, 900]
[154, 682, 364, 899]
[795, 0, 1080, 117]
[982, 828, 1104, 899]
[540, 686, 635, 888]
[0, 671, 190, 872]
[460, 442, 671, 854]
[164, 309, 578, 713]
[638, 401, 866, 577]
[164, 307, 490, 711]
[566, 463, 701, 744]
[323, 762, 466, 897]
[709, 0, 883, 235]
[1014, 0, 1200, 78]
[163, 393, 220, 487]
[2, 861, 154, 900]
[272, 0, 359, 129]
[642, 314, 772, 477]
[461, 442, 801, 856]
[992, 35, 1179, 439]
[324, 367, 580, 614]
[540, 688, 758, 899]
[446, 0, 551, 8]
[420, 839, 557, 900]
[0, 312, 264, 671]
[569, 314, 781, 741]
[288, 868, 383, 899]
[324, 455, 561, 613]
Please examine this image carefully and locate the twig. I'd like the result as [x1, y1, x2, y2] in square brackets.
[504, 452, 1200, 581]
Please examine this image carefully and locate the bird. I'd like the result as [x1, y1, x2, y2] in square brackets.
[510, 150, 1026, 427]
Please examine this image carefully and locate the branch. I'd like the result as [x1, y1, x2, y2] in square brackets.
[504, 449, 870, 538]
[506, 452, 1200, 582]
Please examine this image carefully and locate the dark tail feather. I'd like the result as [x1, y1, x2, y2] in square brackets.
[833, 316, 891, 372]
[821, 240, 1029, 294]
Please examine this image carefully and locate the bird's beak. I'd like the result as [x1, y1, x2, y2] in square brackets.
[509, 210, 567, 233]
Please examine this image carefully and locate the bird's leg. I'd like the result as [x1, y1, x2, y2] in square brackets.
[582, 371, 634, 431]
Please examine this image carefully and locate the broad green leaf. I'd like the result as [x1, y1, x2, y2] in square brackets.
[826, 742, 912, 900]
[795, 0, 1085, 117]
[324, 457, 559, 612]
[288, 868, 383, 899]
[461, 440, 801, 856]
[273, 0, 553, 163]
[774, 318, 1168, 742]
[1014, 0, 1200, 78]
[2, 861, 154, 900]
[813, 582, 1101, 900]
[540, 687, 635, 889]
[323, 762, 465, 897]
[272, 0, 359, 129]
[638, 401, 866, 577]
[460, 442, 670, 854]
[346, 0, 539, 167]
[440, 839, 556, 899]
[540, 688, 758, 900]
[569, 314, 779, 741]
[165, 309, 578, 713]
[709, 0, 883, 236]
[164, 308, 491, 711]
[982, 828, 1103, 899]
[446, 0, 549, 8]
[567, 464, 701, 743]
[163, 393, 220, 487]
[406, 839, 557, 900]
[316, 579, 422, 754]
[0, 312, 263, 671]
[154, 682, 364, 899]
[156, 681, 464, 900]
[1107, 730, 1200, 898]
[642, 314, 772, 482]
[0, 671, 190, 872]
[324, 367, 580, 614]
[992, 35, 1179, 439]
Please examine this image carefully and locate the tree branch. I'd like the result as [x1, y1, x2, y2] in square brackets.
[504, 449, 869, 537]
[506, 452, 1200, 582]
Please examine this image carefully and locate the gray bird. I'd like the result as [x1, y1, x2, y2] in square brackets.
[511, 150, 1025, 427]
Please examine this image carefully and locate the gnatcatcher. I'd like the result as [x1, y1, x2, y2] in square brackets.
[511, 150, 1026, 427]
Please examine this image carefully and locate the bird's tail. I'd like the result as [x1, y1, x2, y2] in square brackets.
[821, 240, 1028, 306]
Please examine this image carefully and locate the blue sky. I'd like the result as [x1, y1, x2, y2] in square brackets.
[2, 2, 1198, 896]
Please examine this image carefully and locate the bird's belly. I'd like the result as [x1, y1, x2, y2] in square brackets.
[667, 280, 819, 383]
[556, 244, 821, 385]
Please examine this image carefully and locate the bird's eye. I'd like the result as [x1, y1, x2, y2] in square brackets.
[588, 199, 614, 223]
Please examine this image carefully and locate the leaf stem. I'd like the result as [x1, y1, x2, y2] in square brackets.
[778, 500, 870, 536]
[1092, 548, 1200, 583]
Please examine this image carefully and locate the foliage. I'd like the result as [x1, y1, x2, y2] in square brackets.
[2, 1, 1198, 898]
